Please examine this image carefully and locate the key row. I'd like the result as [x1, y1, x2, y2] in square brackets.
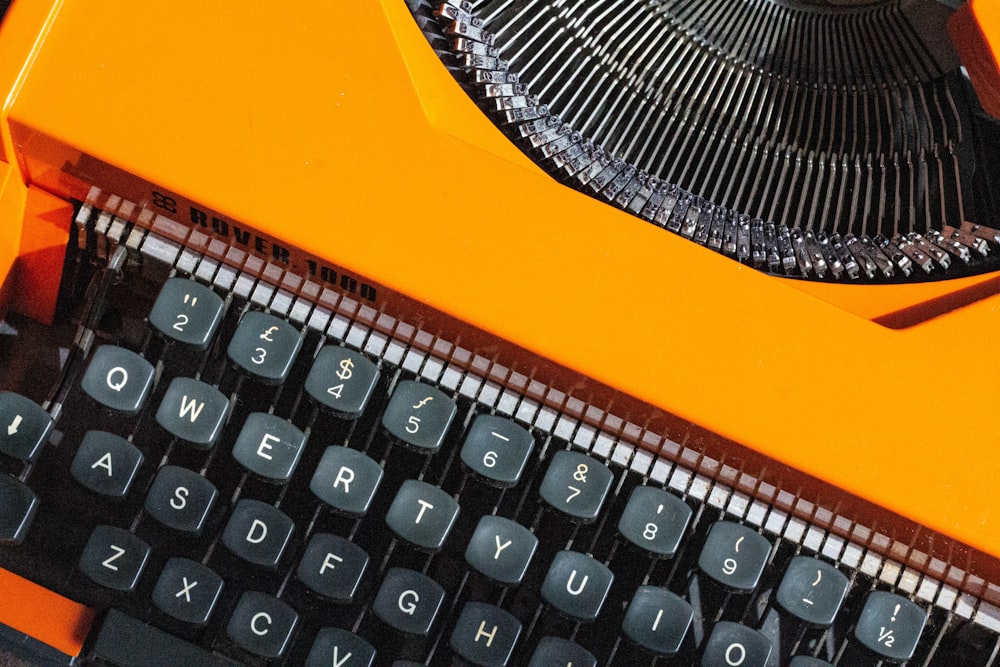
[82, 512, 929, 666]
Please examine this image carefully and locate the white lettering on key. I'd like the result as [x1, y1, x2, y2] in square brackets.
[398, 590, 419, 615]
[257, 433, 279, 461]
[493, 536, 512, 560]
[102, 545, 125, 571]
[320, 553, 344, 574]
[251, 612, 271, 636]
[171, 486, 189, 510]
[178, 395, 205, 422]
[474, 621, 498, 647]
[331, 648, 352, 667]
[175, 577, 197, 602]
[333, 466, 354, 493]
[91, 452, 113, 476]
[414, 499, 433, 524]
[106, 367, 128, 392]
[246, 519, 268, 544]
[565, 570, 589, 596]
[652, 608, 664, 632]
[725, 642, 747, 666]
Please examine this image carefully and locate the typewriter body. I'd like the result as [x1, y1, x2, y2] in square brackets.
[0, 0, 998, 664]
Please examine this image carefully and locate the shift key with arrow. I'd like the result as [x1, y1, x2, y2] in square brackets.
[0, 392, 53, 463]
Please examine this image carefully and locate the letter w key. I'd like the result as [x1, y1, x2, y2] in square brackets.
[156, 378, 230, 448]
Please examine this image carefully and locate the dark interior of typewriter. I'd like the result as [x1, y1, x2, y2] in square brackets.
[409, 0, 1000, 283]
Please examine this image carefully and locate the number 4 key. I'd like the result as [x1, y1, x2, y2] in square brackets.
[304, 347, 379, 419]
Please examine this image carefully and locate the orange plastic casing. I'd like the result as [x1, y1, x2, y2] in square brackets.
[952, 0, 1000, 120]
[0, 0, 70, 324]
[4, 0, 1000, 590]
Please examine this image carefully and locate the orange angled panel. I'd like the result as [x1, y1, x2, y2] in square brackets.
[9, 186, 71, 324]
[0, 566, 93, 657]
[951, 0, 1000, 119]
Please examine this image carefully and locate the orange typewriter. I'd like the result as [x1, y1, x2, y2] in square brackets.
[0, 0, 999, 664]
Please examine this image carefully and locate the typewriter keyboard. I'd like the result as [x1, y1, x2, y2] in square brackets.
[1, 260, 999, 666]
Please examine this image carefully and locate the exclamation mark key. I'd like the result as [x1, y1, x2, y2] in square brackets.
[853, 591, 927, 662]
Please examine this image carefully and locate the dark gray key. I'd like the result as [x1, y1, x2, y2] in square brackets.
[81, 345, 154, 414]
[539, 450, 612, 522]
[373, 568, 444, 636]
[381, 380, 456, 452]
[309, 446, 383, 516]
[617, 486, 691, 558]
[92, 609, 242, 667]
[450, 602, 521, 666]
[226, 311, 302, 383]
[776, 557, 849, 626]
[385, 480, 459, 551]
[296, 533, 368, 602]
[622, 585, 692, 656]
[305, 346, 379, 418]
[0, 392, 52, 462]
[149, 278, 224, 349]
[155, 377, 229, 448]
[464, 515, 537, 585]
[152, 557, 224, 625]
[79, 525, 150, 591]
[70, 431, 143, 498]
[528, 636, 596, 667]
[0, 474, 37, 544]
[701, 622, 771, 667]
[540, 551, 613, 622]
[232, 413, 306, 483]
[854, 591, 926, 662]
[460, 415, 533, 487]
[221, 499, 294, 568]
[306, 627, 375, 667]
[697, 522, 771, 591]
[144, 465, 218, 534]
[226, 591, 298, 659]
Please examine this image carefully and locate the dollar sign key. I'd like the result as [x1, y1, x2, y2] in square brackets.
[336, 357, 354, 381]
